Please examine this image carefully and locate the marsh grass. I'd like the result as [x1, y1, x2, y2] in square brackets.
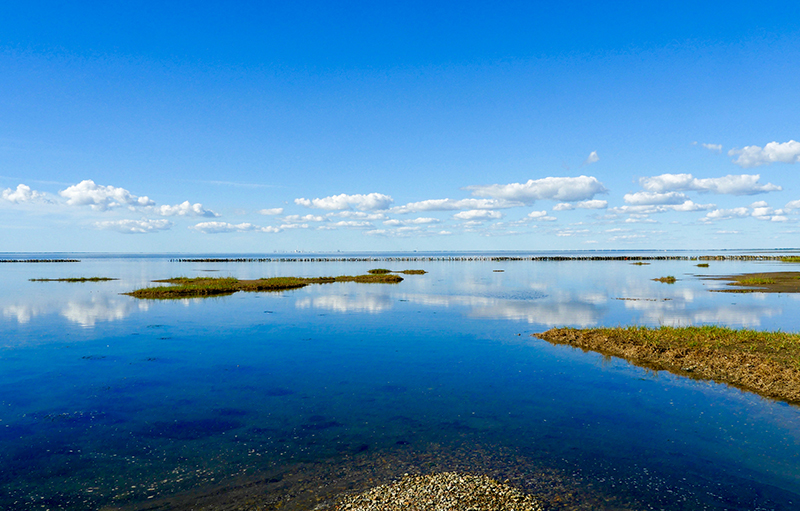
[535, 326, 800, 404]
[652, 276, 677, 283]
[630, 262, 649, 266]
[29, 277, 118, 282]
[696, 263, 709, 268]
[780, 256, 800, 263]
[734, 277, 776, 286]
[126, 274, 404, 299]
[367, 268, 391, 274]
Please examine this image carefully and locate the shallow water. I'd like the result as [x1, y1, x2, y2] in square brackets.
[2, 252, 800, 510]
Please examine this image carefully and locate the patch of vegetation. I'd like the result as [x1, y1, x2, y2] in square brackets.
[535, 326, 800, 404]
[630, 262, 649, 266]
[29, 277, 118, 282]
[652, 276, 676, 284]
[125, 274, 404, 299]
[367, 268, 392, 274]
[398, 269, 426, 274]
[696, 263, 709, 268]
[733, 277, 776, 286]
[780, 256, 800, 263]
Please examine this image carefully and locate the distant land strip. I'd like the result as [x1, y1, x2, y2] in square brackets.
[170, 255, 799, 263]
[0, 259, 80, 263]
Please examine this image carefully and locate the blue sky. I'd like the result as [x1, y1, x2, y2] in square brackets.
[2, 1, 800, 253]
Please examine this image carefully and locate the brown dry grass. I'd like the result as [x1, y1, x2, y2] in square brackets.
[534, 326, 800, 404]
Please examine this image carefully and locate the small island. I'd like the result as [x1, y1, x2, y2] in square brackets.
[125, 273, 407, 299]
[705, 271, 800, 293]
[535, 326, 800, 404]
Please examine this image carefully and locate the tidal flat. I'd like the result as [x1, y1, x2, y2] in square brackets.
[3, 251, 800, 510]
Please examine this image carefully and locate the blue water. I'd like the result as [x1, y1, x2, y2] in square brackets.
[2, 252, 800, 510]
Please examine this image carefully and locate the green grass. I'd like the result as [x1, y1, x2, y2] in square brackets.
[780, 256, 800, 263]
[29, 277, 118, 282]
[534, 326, 800, 403]
[125, 274, 404, 299]
[734, 277, 776, 286]
[696, 263, 709, 268]
[652, 276, 677, 284]
[630, 262, 649, 266]
[367, 268, 391, 274]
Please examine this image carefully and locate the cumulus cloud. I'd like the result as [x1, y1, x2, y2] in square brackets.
[583, 151, 599, 165]
[453, 210, 503, 220]
[258, 208, 284, 215]
[703, 208, 751, 221]
[152, 201, 218, 217]
[295, 193, 393, 211]
[393, 198, 516, 213]
[94, 219, 172, 234]
[639, 173, 781, 195]
[785, 200, 800, 210]
[624, 191, 689, 205]
[1, 184, 46, 203]
[702, 143, 723, 153]
[283, 214, 326, 223]
[576, 199, 608, 209]
[729, 140, 800, 168]
[59, 180, 155, 210]
[553, 199, 608, 211]
[191, 221, 280, 234]
[383, 217, 441, 226]
[467, 176, 607, 203]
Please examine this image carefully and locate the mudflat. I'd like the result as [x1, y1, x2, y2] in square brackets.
[703, 271, 800, 293]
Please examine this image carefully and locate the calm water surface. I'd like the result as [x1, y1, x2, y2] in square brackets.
[2, 252, 800, 510]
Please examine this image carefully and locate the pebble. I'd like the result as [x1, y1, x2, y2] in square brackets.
[335, 472, 544, 511]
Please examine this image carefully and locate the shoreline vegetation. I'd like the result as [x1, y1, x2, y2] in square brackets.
[124, 273, 412, 299]
[535, 326, 800, 404]
[704, 271, 800, 293]
[29, 277, 117, 282]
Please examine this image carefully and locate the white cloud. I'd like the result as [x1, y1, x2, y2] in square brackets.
[295, 193, 393, 211]
[584, 151, 599, 165]
[624, 191, 689, 205]
[453, 210, 503, 220]
[527, 210, 549, 219]
[59, 180, 155, 210]
[1, 184, 46, 203]
[329, 211, 386, 220]
[259, 208, 284, 215]
[190, 221, 280, 234]
[576, 199, 608, 209]
[468, 175, 607, 203]
[553, 203, 574, 211]
[94, 219, 172, 234]
[785, 200, 800, 210]
[383, 217, 441, 226]
[152, 201, 218, 217]
[671, 200, 715, 212]
[639, 173, 781, 195]
[729, 140, 800, 168]
[702, 143, 723, 153]
[393, 198, 516, 213]
[283, 214, 326, 223]
[703, 208, 751, 221]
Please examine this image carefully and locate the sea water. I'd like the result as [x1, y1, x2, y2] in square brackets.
[1, 252, 800, 510]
